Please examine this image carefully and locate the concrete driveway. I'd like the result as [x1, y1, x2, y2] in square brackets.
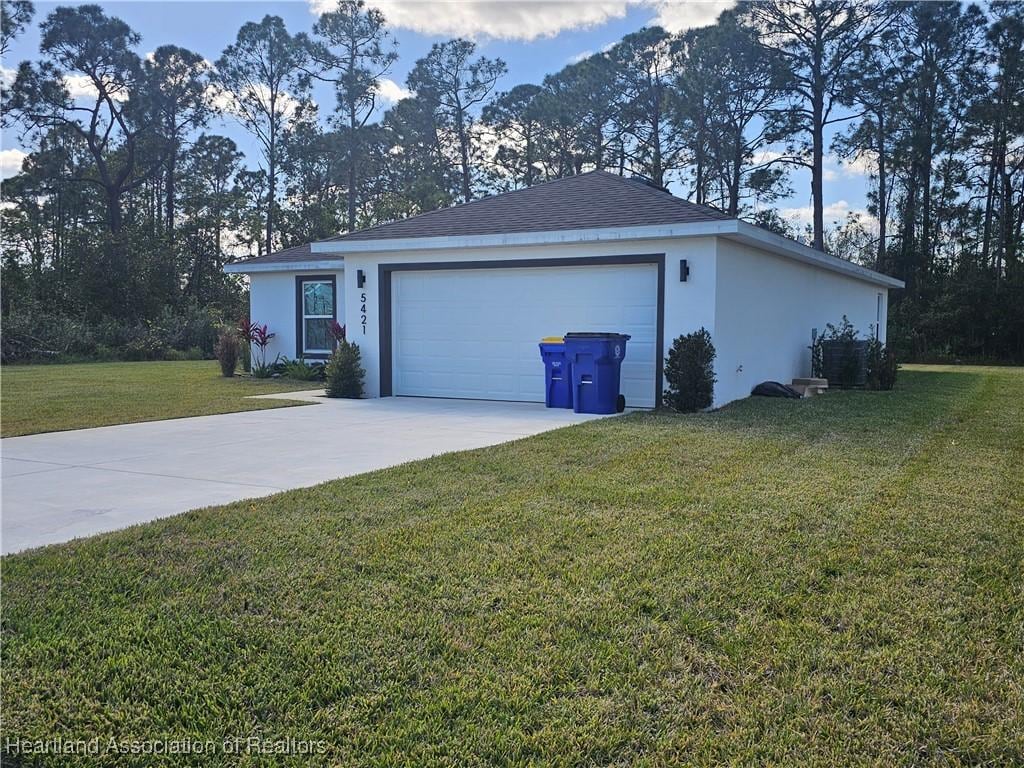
[1, 394, 605, 555]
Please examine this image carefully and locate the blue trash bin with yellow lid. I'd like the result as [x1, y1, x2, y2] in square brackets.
[538, 336, 573, 408]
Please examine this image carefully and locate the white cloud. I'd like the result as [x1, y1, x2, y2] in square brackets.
[376, 77, 412, 104]
[309, 0, 628, 41]
[306, 0, 734, 40]
[62, 74, 130, 102]
[0, 148, 28, 179]
[1, 66, 15, 88]
[750, 149, 788, 166]
[781, 200, 876, 228]
[208, 83, 305, 125]
[646, 0, 736, 32]
[839, 153, 875, 178]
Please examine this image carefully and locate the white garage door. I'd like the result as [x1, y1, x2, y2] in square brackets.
[391, 263, 659, 407]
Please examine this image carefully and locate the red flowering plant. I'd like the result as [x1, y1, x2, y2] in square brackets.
[235, 317, 257, 373]
[242, 321, 277, 377]
[329, 321, 346, 344]
[237, 318, 258, 341]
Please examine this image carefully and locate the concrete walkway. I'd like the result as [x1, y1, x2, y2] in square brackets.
[1, 395, 605, 554]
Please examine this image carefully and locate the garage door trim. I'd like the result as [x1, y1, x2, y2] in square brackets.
[378, 253, 666, 402]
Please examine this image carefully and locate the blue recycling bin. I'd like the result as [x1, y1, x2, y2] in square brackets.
[563, 332, 631, 414]
[538, 337, 573, 408]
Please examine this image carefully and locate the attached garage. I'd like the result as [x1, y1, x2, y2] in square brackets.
[228, 171, 903, 408]
[384, 259, 662, 407]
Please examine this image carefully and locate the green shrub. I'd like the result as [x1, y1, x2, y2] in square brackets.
[214, 331, 238, 377]
[279, 357, 324, 381]
[325, 341, 365, 398]
[0, 301, 225, 364]
[0, 308, 94, 362]
[250, 356, 280, 379]
[663, 328, 716, 412]
[156, 301, 221, 356]
[866, 334, 898, 390]
[165, 347, 206, 362]
[123, 335, 168, 361]
[814, 316, 869, 387]
[239, 339, 252, 373]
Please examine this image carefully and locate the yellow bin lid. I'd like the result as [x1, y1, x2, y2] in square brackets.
[540, 336, 564, 343]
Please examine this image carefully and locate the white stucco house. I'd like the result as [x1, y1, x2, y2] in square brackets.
[225, 171, 903, 408]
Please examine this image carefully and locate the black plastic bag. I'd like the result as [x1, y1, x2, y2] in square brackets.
[751, 381, 802, 399]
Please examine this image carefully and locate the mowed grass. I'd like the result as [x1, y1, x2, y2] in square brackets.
[3, 366, 1023, 766]
[0, 361, 315, 437]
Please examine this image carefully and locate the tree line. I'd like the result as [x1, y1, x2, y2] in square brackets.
[2, 0, 1022, 362]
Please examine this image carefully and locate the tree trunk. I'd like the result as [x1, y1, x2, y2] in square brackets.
[347, 104, 358, 231]
[454, 101, 472, 202]
[728, 129, 742, 216]
[999, 164, 1014, 278]
[811, 89, 825, 251]
[266, 129, 276, 256]
[165, 111, 177, 241]
[524, 129, 535, 187]
[981, 137, 998, 269]
[106, 189, 129, 317]
[650, 89, 663, 187]
[900, 171, 919, 296]
[876, 111, 887, 271]
[694, 121, 705, 205]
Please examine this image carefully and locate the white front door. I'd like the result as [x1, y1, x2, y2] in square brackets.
[391, 263, 659, 407]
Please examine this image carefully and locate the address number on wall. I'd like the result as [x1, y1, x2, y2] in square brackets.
[360, 292, 367, 334]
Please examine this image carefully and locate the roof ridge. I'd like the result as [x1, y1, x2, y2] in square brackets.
[599, 170, 728, 217]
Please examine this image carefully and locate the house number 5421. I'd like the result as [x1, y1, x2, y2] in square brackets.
[360, 293, 367, 334]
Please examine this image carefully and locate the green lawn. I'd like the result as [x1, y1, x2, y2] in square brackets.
[0, 361, 316, 437]
[3, 366, 1022, 766]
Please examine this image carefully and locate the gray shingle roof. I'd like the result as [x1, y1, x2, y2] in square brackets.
[228, 242, 313, 266]
[230, 171, 731, 266]
[331, 170, 730, 242]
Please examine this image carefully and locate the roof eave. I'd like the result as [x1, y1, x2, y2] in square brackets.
[223, 259, 345, 274]
[308, 220, 903, 290]
[727, 222, 905, 290]
[310, 221, 738, 254]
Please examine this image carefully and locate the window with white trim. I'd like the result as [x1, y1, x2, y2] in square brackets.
[301, 279, 335, 356]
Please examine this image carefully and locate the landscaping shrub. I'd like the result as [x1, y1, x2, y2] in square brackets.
[663, 328, 716, 412]
[214, 331, 238, 377]
[279, 358, 324, 381]
[241, 322, 278, 378]
[238, 339, 252, 373]
[325, 340, 365, 398]
[815, 315, 868, 387]
[236, 316, 252, 372]
[866, 333, 899, 390]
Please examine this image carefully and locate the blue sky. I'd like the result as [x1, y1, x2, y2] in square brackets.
[1, 1, 874, 229]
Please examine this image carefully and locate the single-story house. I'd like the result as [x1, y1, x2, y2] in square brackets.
[225, 171, 903, 408]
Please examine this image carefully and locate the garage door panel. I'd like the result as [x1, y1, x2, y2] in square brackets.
[392, 264, 658, 407]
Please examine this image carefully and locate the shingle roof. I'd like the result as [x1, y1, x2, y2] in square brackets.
[228, 242, 314, 266]
[331, 170, 730, 242]
[230, 171, 732, 266]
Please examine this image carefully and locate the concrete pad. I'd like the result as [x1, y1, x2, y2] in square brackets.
[1, 397, 606, 554]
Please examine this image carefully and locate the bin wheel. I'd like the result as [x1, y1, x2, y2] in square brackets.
[616, 394, 626, 413]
